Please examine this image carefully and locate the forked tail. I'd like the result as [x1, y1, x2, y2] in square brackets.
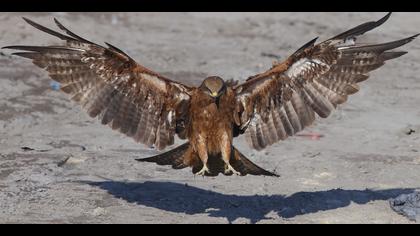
[230, 147, 279, 177]
[136, 142, 190, 169]
[136, 143, 279, 177]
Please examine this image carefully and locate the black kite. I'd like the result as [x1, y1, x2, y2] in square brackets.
[3, 13, 418, 177]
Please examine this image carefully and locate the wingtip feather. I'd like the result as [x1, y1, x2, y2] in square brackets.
[53, 18, 94, 44]
[330, 12, 393, 41]
[378, 12, 392, 25]
[2, 45, 23, 50]
[10, 52, 37, 59]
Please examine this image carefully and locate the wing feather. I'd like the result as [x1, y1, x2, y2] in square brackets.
[234, 13, 418, 150]
[3, 18, 193, 150]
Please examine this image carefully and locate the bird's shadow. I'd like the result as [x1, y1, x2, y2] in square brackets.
[82, 180, 415, 223]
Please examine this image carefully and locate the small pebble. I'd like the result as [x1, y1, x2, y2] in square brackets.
[92, 207, 106, 216]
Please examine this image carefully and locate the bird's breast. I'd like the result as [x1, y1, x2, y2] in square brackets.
[189, 90, 236, 151]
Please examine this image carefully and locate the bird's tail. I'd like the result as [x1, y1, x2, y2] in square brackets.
[136, 142, 190, 169]
[192, 146, 279, 177]
[136, 143, 279, 177]
[230, 147, 279, 177]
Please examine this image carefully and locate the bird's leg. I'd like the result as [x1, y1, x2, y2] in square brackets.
[195, 135, 210, 176]
[221, 133, 241, 176]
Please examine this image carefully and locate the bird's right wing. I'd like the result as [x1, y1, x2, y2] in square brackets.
[3, 18, 193, 150]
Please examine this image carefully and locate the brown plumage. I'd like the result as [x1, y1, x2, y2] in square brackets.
[3, 13, 418, 177]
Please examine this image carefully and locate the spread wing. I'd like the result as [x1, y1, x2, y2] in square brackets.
[3, 18, 193, 150]
[234, 13, 418, 150]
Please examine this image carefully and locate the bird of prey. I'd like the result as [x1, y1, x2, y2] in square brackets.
[3, 13, 418, 177]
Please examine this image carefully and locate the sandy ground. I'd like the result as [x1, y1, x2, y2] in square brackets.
[1, 12, 420, 224]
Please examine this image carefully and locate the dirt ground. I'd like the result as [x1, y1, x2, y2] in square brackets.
[1, 12, 420, 224]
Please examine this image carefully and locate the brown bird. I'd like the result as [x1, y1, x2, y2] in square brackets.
[3, 13, 418, 177]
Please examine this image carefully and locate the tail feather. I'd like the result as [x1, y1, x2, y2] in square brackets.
[230, 147, 279, 177]
[135, 143, 279, 177]
[136, 142, 190, 169]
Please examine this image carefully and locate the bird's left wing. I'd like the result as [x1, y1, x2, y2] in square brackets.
[233, 13, 418, 150]
[3, 18, 193, 150]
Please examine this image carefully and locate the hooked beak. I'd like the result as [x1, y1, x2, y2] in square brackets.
[210, 91, 219, 97]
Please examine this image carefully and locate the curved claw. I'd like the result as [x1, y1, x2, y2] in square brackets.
[225, 164, 241, 176]
[195, 165, 211, 176]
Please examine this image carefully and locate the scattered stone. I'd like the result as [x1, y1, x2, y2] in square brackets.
[21, 147, 35, 151]
[309, 152, 321, 158]
[303, 152, 321, 158]
[57, 155, 88, 167]
[314, 172, 334, 179]
[390, 191, 420, 222]
[21, 146, 50, 152]
[66, 156, 88, 164]
[57, 156, 71, 167]
[261, 52, 281, 59]
[406, 128, 416, 135]
[92, 207, 107, 217]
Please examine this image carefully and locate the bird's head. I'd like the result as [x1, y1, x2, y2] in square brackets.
[200, 76, 226, 99]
